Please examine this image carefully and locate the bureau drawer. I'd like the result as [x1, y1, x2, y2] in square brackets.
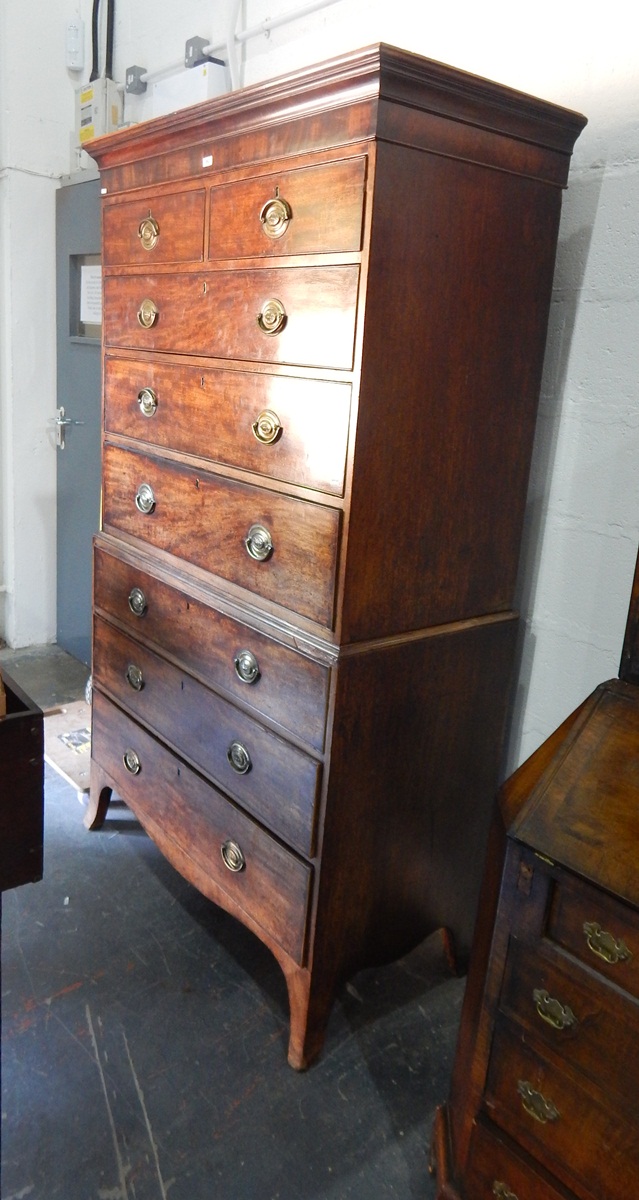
[102, 445, 341, 627]
[500, 936, 639, 1113]
[208, 156, 366, 258]
[485, 1021, 639, 1199]
[104, 356, 351, 497]
[103, 189, 206, 265]
[545, 871, 639, 1001]
[93, 545, 330, 752]
[103, 266, 359, 371]
[93, 616, 321, 857]
[466, 1121, 572, 1200]
[92, 691, 311, 963]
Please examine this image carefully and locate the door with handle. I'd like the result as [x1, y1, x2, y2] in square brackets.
[55, 175, 102, 665]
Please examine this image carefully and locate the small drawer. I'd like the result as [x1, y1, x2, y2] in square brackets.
[93, 544, 330, 752]
[102, 445, 341, 628]
[545, 871, 639, 1000]
[208, 156, 366, 259]
[104, 356, 351, 497]
[500, 937, 639, 1112]
[93, 616, 321, 857]
[484, 1022, 639, 1199]
[103, 189, 206, 265]
[465, 1121, 570, 1200]
[102, 265, 359, 371]
[91, 690, 312, 964]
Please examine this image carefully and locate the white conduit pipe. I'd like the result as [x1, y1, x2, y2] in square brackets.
[136, 0, 342, 89]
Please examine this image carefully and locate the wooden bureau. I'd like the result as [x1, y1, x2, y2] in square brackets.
[84, 44, 585, 1068]
[432, 556, 639, 1197]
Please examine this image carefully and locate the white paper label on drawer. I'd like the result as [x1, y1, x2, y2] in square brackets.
[202, 154, 213, 168]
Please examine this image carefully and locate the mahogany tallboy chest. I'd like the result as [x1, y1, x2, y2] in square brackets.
[432, 559, 639, 1196]
[85, 45, 585, 1068]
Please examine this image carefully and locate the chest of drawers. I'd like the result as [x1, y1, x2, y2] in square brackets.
[432, 567, 639, 1197]
[85, 44, 585, 1068]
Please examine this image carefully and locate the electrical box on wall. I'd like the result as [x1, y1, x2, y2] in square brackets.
[75, 77, 122, 145]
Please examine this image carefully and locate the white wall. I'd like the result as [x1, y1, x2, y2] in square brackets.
[2, 0, 638, 771]
[0, 0, 76, 646]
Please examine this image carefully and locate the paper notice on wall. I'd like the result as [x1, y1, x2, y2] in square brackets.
[80, 264, 102, 325]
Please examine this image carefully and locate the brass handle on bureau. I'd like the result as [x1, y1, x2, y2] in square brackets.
[234, 650, 260, 685]
[135, 483, 156, 515]
[257, 297, 286, 335]
[137, 298, 159, 328]
[517, 1080, 559, 1124]
[125, 663, 144, 692]
[244, 524, 273, 562]
[128, 587, 148, 617]
[123, 748, 141, 775]
[532, 988, 577, 1032]
[259, 194, 292, 239]
[221, 839, 246, 873]
[493, 1185, 519, 1200]
[583, 921, 633, 965]
[252, 409, 282, 445]
[137, 387, 158, 417]
[227, 741, 252, 775]
[138, 213, 160, 251]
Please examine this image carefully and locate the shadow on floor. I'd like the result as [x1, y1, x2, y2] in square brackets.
[1, 647, 463, 1199]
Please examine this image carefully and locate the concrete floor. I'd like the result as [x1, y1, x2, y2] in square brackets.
[1, 646, 464, 1200]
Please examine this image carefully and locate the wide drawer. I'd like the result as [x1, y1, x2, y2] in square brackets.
[102, 444, 341, 627]
[104, 356, 351, 496]
[92, 690, 311, 964]
[465, 1120, 573, 1200]
[500, 936, 639, 1113]
[103, 188, 206, 265]
[484, 1021, 638, 1200]
[545, 871, 639, 1001]
[93, 544, 330, 752]
[208, 156, 366, 258]
[93, 615, 321, 857]
[102, 265, 359, 370]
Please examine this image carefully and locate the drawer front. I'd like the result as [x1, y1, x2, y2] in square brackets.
[546, 872, 639, 1000]
[92, 690, 311, 963]
[93, 616, 321, 857]
[103, 266, 359, 371]
[103, 189, 206, 265]
[208, 156, 366, 258]
[500, 937, 639, 1112]
[104, 356, 351, 497]
[485, 1022, 638, 1199]
[102, 445, 341, 628]
[466, 1121, 570, 1200]
[93, 545, 330, 752]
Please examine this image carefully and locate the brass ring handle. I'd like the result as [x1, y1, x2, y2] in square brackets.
[257, 297, 286, 336]
[128, 586, 148, 617]
[123, 748, 141, 775]
[252, 410, 282, 445]
[517, 1080, 559, 1124]
[137, 387, 158, 417]
[583, 921, 632, 965]
[125, 663, 144, 692]
[138, 214, 160, 251]
[137, 298, 159, 328]
[221, 839, 246, 873]
[234, 650, 260, 685]
[227, 741, 251, 775]
[244, 524, 273, 562]
[259, 195, 292, 239]
[532, 988, 577, 1031]
[135, 483, 156, 515]
[493, 1184, 519, 1200]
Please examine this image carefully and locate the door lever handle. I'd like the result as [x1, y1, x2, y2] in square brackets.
[48, 406, 85, 449]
